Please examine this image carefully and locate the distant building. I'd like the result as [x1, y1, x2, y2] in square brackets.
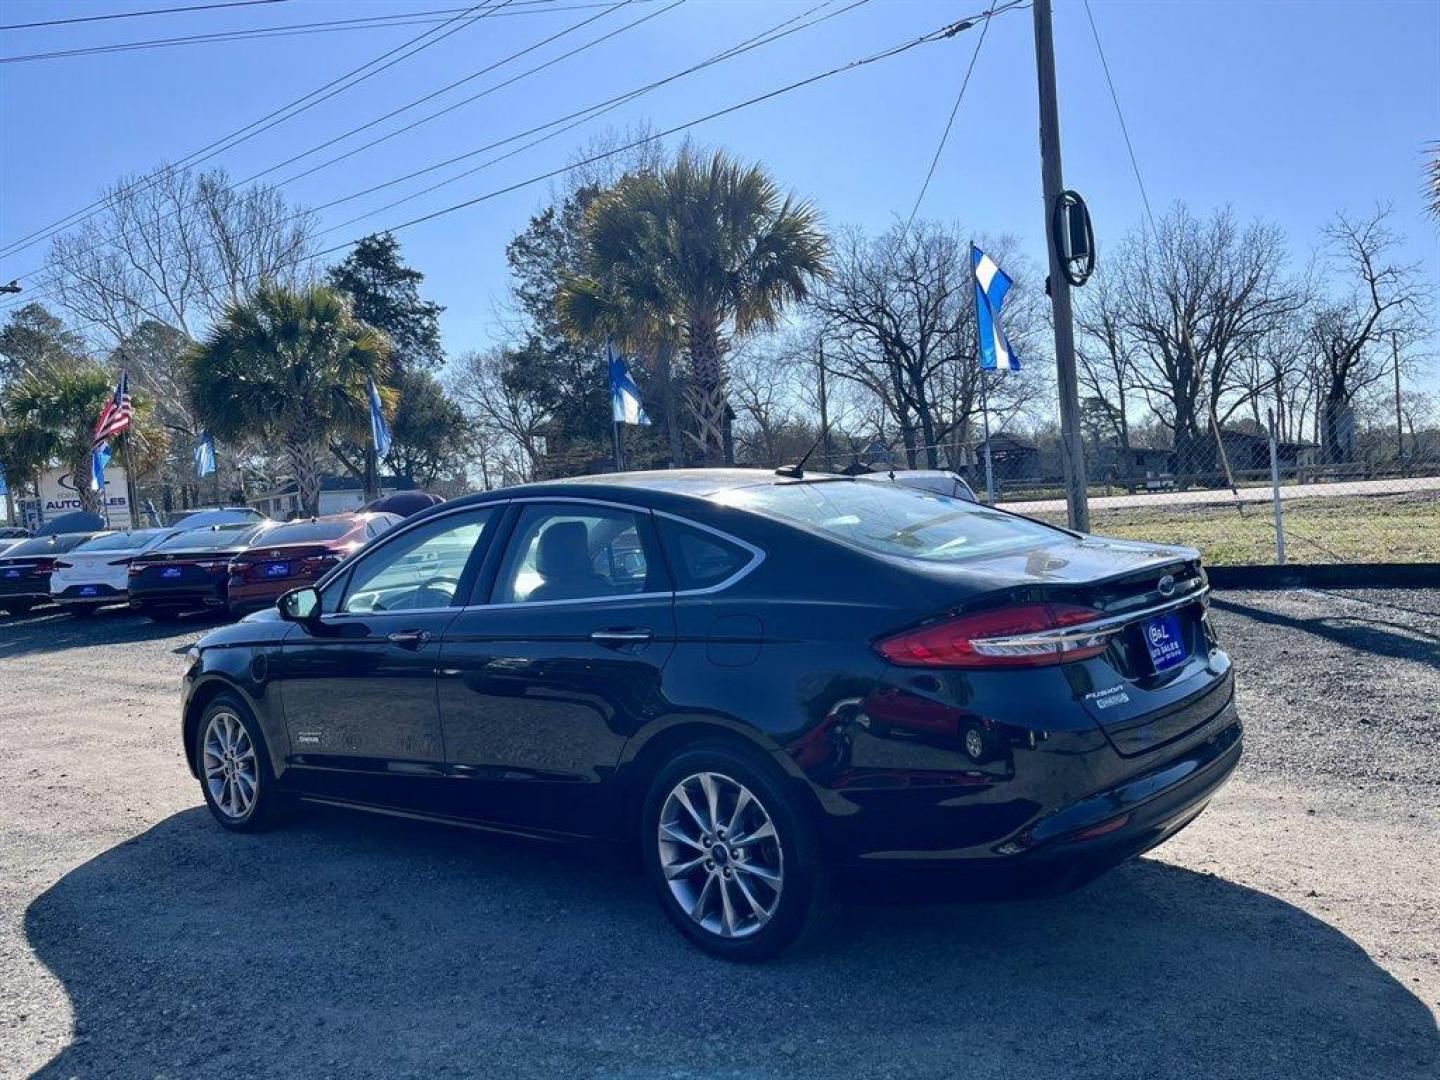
[250, 474, 414, 519]
[1218, 430, 1320, 472]
[975, 432, 1042, 482]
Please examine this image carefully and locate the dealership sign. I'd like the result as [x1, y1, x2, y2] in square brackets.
[38, 466, 131, 529]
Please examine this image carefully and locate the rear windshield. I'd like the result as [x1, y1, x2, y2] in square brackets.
[256, 521, 352, 545]
[73, 529, 169, 553]
[154, 525, 261, 552]
[5, 536, 77, 558]
[714, 480, 1064, 562]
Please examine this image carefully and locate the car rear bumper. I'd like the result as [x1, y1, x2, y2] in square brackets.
[130, 578, 228, 610]
[53, 583, 127, 605]
[816, 681, 1242, 873]
[0, 578, 50, 601]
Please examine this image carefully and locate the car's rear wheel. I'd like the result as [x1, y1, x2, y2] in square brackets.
[642, 743, 828, 961]
[195, 695, 282, 832]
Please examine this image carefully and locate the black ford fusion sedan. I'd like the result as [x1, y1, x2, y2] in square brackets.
[181, 470, 1241, 960]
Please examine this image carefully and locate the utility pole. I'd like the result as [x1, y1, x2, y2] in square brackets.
[1032, 0, 1090, 532]
[817, 341, 832, 470]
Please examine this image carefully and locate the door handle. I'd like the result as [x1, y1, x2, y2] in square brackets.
[387, 629, 432, 648]
[590, 628, 653, 646]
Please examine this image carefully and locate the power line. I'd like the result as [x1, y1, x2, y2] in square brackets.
[0, 0, 288, 32]
[0, 0, 840, 315]
[0, 1, 634, 64]
[0, 0, 653, 291]
[12, 5, 1007, 337]
[904, 1, 1015, 230]
[0, 0, 508, 258]
[1081, 0, 1156, 234]
[313, 8, 1010, 258]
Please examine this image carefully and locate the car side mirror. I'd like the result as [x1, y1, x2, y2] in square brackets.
[278, 586, 321, 623]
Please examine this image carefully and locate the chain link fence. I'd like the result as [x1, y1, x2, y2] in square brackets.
[801, 426, 1440, 567]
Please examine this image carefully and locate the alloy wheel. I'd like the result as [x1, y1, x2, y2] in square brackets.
[202, 710, 259, 821]
[658, 771, 784, 939]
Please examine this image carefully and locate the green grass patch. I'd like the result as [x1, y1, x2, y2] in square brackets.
[1026, 492, 1440, 565]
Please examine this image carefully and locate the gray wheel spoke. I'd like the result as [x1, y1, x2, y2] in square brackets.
[690, 872, 717, 920]
[698, 773, 720, 832]
[672, 785, 708, 834]
[659, 822, 705, 852]
[735, 860, 781, 887]
[731, 821, 777, 848]
[664, 854, 707, 880]
[719, 876, 739, 936]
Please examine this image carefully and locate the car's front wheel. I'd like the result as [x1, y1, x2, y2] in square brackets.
[195, 695, 282, 832]
[642, 743, 828, 961]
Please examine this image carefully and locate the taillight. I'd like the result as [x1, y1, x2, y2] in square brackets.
[195, 560, 228, 573]
[51, 560, 72, 570]
[875, 604, 1115, 669]
[128, 563, 143, 577]
[229, 560, 253, 574]
[32, 558, 57, 574]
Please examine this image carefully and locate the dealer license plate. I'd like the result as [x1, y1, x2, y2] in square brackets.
[1143, 613, 1188, 672]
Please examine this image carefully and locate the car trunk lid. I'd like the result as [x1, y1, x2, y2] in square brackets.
[911, 536, 1224, 756]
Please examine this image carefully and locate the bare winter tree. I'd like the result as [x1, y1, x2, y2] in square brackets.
[44, 165, 315, 344]
[812, 220, 1044, 469]
[1307, 206, 1429, 462]
[1074, 260, 1137, 451]
[1119, 204, 1302, 478]
[444, 347, 554, 483]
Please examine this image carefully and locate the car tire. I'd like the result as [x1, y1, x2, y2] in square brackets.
[194, 694, 284, 832]
[642, 741, 829, 962]
[1, 599, 35, 615]
[67, 604, 98, 618]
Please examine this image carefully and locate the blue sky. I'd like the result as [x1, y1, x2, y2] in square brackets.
[1, 0, 1436, 371]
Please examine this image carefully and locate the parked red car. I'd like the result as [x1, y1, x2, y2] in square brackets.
[225, 512, 400, 615]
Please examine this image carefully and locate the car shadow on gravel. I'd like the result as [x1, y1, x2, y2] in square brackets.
[0, 604, 230, 660]
[24, 807, 1439, 1079]
[1212, 596, 1440, 665]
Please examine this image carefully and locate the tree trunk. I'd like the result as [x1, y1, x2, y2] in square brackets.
[283, 418, 326, 517]
[69, 450, 103, 514]
[656, 342, 685, 469]
[684, 315, 728, 466]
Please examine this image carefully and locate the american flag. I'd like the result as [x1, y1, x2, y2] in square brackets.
[93, 371, 133, 445]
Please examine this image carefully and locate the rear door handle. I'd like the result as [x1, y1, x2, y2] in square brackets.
[590, 628, 653, 646]
[387, 629, 432, 649]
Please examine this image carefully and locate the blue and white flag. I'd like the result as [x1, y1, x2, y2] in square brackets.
[92, 441, 113, 492]
[607, 337, 650, 426]
[195, 432, 216, 478]
[367, 376, 392, 458]
[972, 245, 1020, 372]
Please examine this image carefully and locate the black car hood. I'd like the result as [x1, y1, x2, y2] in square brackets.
[196, 607, 292, 650]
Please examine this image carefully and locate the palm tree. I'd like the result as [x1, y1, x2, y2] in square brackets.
[188, 283, 391, 516]
[557, 149, 829, 465]
[0, 361, 165, 514]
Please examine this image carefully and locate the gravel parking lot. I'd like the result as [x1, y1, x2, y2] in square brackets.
[1, 589, 1437, 1079]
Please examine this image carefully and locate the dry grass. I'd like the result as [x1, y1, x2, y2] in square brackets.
[1026, 492, 1440, 565]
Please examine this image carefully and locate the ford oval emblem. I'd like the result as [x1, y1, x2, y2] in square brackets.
[1157, 574, 1176, 597]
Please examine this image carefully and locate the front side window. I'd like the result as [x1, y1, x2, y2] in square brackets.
[494, 504, 662, 604]
[338, 509, 494, 613]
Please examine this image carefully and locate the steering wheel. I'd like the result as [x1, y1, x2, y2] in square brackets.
[413, 575, 460, 608]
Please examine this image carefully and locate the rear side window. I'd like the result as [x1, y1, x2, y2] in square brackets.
[714, 481, 1063, 562]
[493, 504, 665, 604]
[658, 519, 754, 591]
